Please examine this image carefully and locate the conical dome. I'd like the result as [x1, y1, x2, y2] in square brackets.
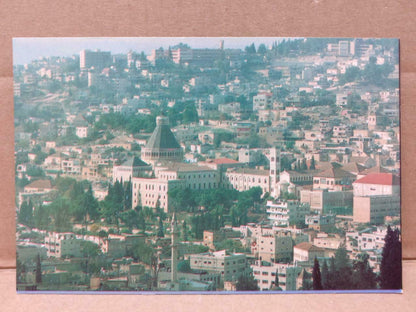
[141, 116, 183, 163]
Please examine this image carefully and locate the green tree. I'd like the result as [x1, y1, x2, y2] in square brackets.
[338, 66, 361, 85]
[326, 256, 336, 289]
[132, 241, 156, 265]
[236, 273, 259, 291]
[18, 200, 34, 227]
[157, 217, 165, 238]
[363, 57, 394, 87]
[177, 260, 192, 273]
[80, 241, 103, 276]
[98, 230, 108, 238]
[257, 43, 267, 55]
[310, 156, 316, 170]
[321, 260, 329, 289]
[182, 104, 199, 124]
[16, 253, 25, 284]
[102, 180, 125, 230]
[301, 158, 308, 171]
[138, 210, 146, 232]
[182, 220, 188, 241]
[379, 226, 402, 289]
[35, 254, 42, 284]
[120, 209, 140, 230]
[312, 257, 323, 290]
[83, 184, 100, 222]
[80, 241, 101, 258]
[273, 269, 282, 290]
[300, 269, 312, 290]
[123, 178, 132, 210]
[245, 43, 256, 54]
[49, 198, 72, 232]
[331, 245, 353, 289]
[352, 253, 377, 289]
[33, 204, 50, 230]
[347, 92, 368, 115]
[214, 239, 246, 253]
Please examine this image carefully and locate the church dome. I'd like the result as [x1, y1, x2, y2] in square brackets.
[141, 116, 183, 163]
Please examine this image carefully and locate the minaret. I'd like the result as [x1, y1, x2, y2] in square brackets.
[269, 147, 281, 198]
[171, 213, 179, 285]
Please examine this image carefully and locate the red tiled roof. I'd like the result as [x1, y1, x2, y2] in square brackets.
[208, 158, 239, 164]
[354, 173, 400, 186]
[294, 242, 324, 252]
[24, 179, 52, 190]
[315, 167, 355, 179]
[360, 165, 391, 175]
[258, 91, 273, 97]
[342, 162, 366, 173]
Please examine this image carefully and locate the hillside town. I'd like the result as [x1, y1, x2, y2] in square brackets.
[14, 38, 401, 292]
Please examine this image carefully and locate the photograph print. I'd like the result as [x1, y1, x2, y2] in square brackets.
[14, 37, 401, 292]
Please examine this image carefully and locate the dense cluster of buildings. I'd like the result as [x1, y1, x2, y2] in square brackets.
[15, 38, 400, 291]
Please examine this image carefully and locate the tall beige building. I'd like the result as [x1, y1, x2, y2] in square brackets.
[353, 173, 400, 224]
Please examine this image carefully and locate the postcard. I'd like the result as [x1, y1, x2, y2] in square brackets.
[13, 37, 401, 292]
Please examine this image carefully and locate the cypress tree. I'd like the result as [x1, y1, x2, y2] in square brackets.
[157, 217, 164, 238]
[326, 256, 336, 290]
[35, 254, 42, 284]
[310, 156, 316, 170]
[312, 257, 323, 290]
[321, 260, 329, 289]
[301, 269, 312, 290]
[18, 200, 34, 227]
[182, 220, 188, 241]
[301, 158, 308, 171]
[333, 245, 353, 289]
[379, 226, 402, 289]
[272, 269, 282, 291]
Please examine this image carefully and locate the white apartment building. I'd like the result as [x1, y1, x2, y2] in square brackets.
[256, 231, 294, 263]
[346, 227, 389, 252]
[189, 250, 249, 282]
[293, 242, 325, 265]
[253, 93, 272, 111]
[313, 233, 344, 251]
[305, 214, 336, 231]
[251, 261, 302, 291]
[44, 232, 82, 258]
[336, 93, 348, 107]
[266, 200, 310, 227]
[61, 158, 81, 176]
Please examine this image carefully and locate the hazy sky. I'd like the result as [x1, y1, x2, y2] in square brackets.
[13, 37, 291, 65]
